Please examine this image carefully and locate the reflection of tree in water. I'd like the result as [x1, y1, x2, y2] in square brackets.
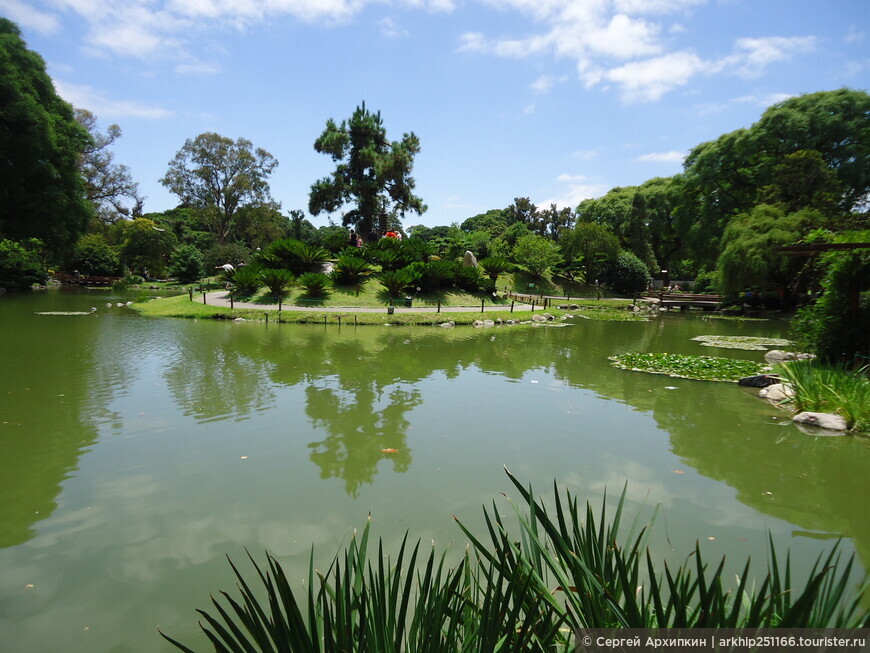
[306, 383, 419, 497]
[163, 326, 277, 423]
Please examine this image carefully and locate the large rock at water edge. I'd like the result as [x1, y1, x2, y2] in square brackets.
[759, 383, 794, 402]
[792, 412, 848, 431]
[738, 374, 780, 388]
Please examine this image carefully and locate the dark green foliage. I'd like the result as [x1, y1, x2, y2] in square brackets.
[259, 268, 294, 297]
[111, 217, 177, 277]
[297, 272, 331, 297]
[378, 269, 413, 297]
[309, 103, 426, 236]
[560, 222, 620, 283]
[606, 251, 650, 294]
[405, 260, 455, 292]
[167, 245, 203, 283]
[790, 240, 870, 364]
[0, 19, 93, 256]
[162, 470, 868, 651]
[478, 256, 513, 282]
[0, 238, 47, 289]
[228, 265, 263, 296]
[72, 234, 120, 276]
[260, 239, 328, 275]
[316, 224, 352, 253]
[692, 270, 719, 293]
[330, 255, 373, 286]
[203, 242, 251, 271]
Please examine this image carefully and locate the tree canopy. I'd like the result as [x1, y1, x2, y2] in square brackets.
[0, 18, 92, 256]
[160, 132, 278, 245]
[309, 103, 426, 239]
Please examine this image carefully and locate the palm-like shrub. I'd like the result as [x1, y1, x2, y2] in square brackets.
[478, 256, 513, 282]
[259, 268, 294, 297]
[297, 271, 331, 297]
[406, 260, 455, 292]
[162, 469, 868, 652]
[229, 265, 263, 296]
[331, 255, 374, 287]
[261, 239, 329, 275]
[374, 249, 402, 272]
[378, 269, 412, 298]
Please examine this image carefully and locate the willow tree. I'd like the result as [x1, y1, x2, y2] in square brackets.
[309, 103, 426, 239]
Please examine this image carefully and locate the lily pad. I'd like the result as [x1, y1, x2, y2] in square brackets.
[609, 352, 767, 382]
[691, 335, 791, 351]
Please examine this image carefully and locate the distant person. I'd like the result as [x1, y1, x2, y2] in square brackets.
[385, 230, 398, 239]
[349, 230, 358, 246]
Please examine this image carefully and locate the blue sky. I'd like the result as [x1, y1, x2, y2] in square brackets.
[3, 0, 868, 228]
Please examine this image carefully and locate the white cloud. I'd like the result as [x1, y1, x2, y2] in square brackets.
[604, 51, 704, 102]
[571, 149, 598, 160]
[175, 59, 221, 75]
[457, 32, 487, 53]
[54, 80, 174, 119]
[725, 36, 817, 78]
[378, 16, 409, 38]
[540, 174, 607, 209]
[1, 0, 61, 33]
[636, 150, 685, 163]
[844, 25, 864, 44]
[523, 102, 536, 114]
[530, 74, 556, 94]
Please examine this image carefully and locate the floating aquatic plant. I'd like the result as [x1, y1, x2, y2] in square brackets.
[609, 352, 767, 382]
[691, 335, 791, 351]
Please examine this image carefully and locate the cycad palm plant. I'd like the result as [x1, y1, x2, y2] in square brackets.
[478, 256, 514, 283]
[298, 271, 331, 297]
[378, 269, 412, 299]
[331, 255, 374, 287]
[259, 268, 294, 298]
[228, 265, 263, 296]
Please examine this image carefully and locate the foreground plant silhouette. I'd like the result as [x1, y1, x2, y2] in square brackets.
[161, 469, 868, 651]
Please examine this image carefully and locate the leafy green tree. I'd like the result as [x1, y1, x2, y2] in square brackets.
[75, 108, 142, 223]
[316, 225, 351, 253]
[309, 103, 426, 238]
[0, 19, 92, 256]
[72, 234, 120, 276]
[110, 217, 177, 276]
[460, 210, 508, 236]
[560, 221, 620, 283]
[0, 238, 47, 289]
[607, 251, 651, 294]
[790, 234, 870, 363]
[288, 209, 317, 243]
[716, 204, 819, 294]
[160, 132, 278, 245]
[234, 201, 289, 250]
[512, 234, 561, 279]
[167, 244, 204, 283]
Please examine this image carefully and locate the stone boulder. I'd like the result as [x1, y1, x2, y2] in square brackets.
[792, 412, 848, 431]
[758, 383, 794, 402]
[738, 374, 781, 388]
[483, 319, 495, 327]
[473, 320, 484, 328]
[531, 314, 546, 322]
[439, 321, 455, 328]
[462, 251, 478, 267]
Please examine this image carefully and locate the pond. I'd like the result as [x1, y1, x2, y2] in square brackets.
[1, 288, 867, 651]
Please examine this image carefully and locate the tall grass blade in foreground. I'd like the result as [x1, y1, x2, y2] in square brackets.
[162, 470, 869, 651]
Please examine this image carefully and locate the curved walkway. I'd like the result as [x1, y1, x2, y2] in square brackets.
[203, 292, 538, 314]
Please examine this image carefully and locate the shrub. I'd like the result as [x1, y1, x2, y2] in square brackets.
[378, 269, 413, 297]
[298, 271, 331, 297]
[607, 250, 651, 294]
[0, 239, 47, 289]
[203, 243, 251, 271]
[261, 239, 329, 275]
[405, 260, 455, 292]
[72, 234, 120, 276]
[229, 265, 263, 296]
[331, 255, 374, 286]
[167, 245, 203, 283]
[259, 268, 294, 297]
[511, 234, 562, 278]
[693, 270, 719, 293]
[478, 256, 514, 282]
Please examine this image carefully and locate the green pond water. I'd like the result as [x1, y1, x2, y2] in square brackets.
[1, 288, 867, 651]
